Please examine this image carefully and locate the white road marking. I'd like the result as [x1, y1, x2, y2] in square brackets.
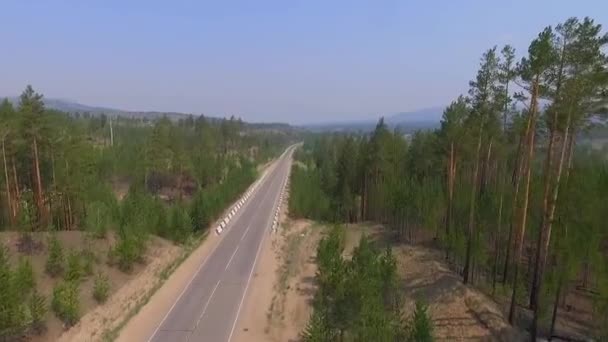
[227, 158, 289, 342]
[191, 279, 221, 336]
[225, 244, 240, 271]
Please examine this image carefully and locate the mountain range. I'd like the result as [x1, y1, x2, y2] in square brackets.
[2, 97, 444, 131]
[303, 106, 444, 133]
[1, 97, 194, 121]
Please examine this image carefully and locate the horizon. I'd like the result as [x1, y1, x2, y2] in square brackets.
[1, 1, 606, 124]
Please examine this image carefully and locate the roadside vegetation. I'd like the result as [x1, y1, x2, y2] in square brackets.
[0, 86, 293, 340]
[302, 225, 433, 342]
[290, 16, 608, 341]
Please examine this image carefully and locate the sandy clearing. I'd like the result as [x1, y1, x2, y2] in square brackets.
[57, 237, 182, 342]
[394, 245, 524, 341]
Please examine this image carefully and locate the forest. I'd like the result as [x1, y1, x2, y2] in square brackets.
[0, 86, 292, 339]
[290, 17, 608, 341]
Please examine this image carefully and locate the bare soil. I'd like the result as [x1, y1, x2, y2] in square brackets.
[234, 219, 322, 342]
[0, 231, 180, 342]
[235, 222, 527, 342]
[115, 224, 223, 342]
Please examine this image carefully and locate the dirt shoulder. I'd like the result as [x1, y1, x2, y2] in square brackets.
[112, 230, 223, 342]
[234, 218, 322, 342]
[235, 221, 525, 342]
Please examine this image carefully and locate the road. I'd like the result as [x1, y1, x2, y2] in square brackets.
[148, 146, 295, 342]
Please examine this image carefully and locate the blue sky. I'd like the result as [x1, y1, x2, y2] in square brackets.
[1, 1, 606, 124]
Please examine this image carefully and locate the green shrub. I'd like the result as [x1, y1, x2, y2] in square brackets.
[109, 230, 146, 273]
[51, 281, 80, 326]
[64, 249, 83, 282]
[81, 250, 95, 276]
[93, 273, 110, 303]
[13, 257, 35, 300]
[45, 234, 64, 277]
[29, 290, 47, 334]
[86, 201, 110, 239]
[169, 205, 192, 243]
[409, 301, 433, 342]
[0, 244, 27, 337]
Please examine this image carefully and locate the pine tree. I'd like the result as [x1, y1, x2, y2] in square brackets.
[45, 233, 65, 277]
[409, 301, 434, 342]
[29, 290, 47, 334]
[65, 249, 83, 282]
[51, 281, 80, 326]
[13, 257, 35, 300]
[93, 272, 110, 303]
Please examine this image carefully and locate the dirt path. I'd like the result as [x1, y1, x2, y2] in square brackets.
[234, 219, 321, 342]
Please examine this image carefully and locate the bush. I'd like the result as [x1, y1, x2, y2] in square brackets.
[64, 249, 83, 282]
[92, 273, 110, 303]
[14, 257, 35, 300]
[86, 201, 110, 239]
[409, 301, 433, 342]
[81, 250, 95, 276]
[0, 244, 27, 338]
[45, 234, 64, 277]
[51, 281, 80, 326]
[29, 290, 47, 334]
[169, 205, 192, 243]
[109, 229, 146, 273]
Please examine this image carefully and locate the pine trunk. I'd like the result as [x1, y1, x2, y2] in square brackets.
[464, 118, 484, 284]
[531, 115, 571, 341]
[503, 130, 525, 283]
[492, 177, 504, 296]
[2, 139, 13, 225]
[11, 157, 20, 216]
[445, 141, 455, 259]
[530, 110, 558, 309]
[32, 137, 45, 228]
[509, 76, 540, 324]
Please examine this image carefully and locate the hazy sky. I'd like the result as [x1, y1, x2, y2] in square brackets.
[1, 1, 606, 124]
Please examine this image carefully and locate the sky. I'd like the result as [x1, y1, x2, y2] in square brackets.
[1, 1, 607, 124]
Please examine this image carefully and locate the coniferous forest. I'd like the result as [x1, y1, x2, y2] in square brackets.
[290, 17, 608, 341]
[0, 85, 293, 338]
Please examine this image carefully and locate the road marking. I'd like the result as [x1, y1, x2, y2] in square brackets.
[241, 224, 252, 242]
[190, 279, 221, 339]
[146, 156, 282, 342]
[227, 155, 291, 342]
[225, 244, 240, 271]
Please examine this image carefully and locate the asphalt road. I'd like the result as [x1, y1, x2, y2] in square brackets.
[148, 146, 295, 342]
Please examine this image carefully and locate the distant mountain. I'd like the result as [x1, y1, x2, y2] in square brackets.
[385, 106, 444, 126]
[1, 97, 204, 122]
[2, 97, 122, 114]
[303, 106, 444, 133]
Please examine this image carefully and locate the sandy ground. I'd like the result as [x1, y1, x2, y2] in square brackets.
[234, 211, 322, 342]
[394, 245, 524, 341]
[235, 221, 526, 342]
[343, 224, 525, 342]
[0, 231, 180, 342]
[114, 230, 223, 342]
[57, 237, 181, 342]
